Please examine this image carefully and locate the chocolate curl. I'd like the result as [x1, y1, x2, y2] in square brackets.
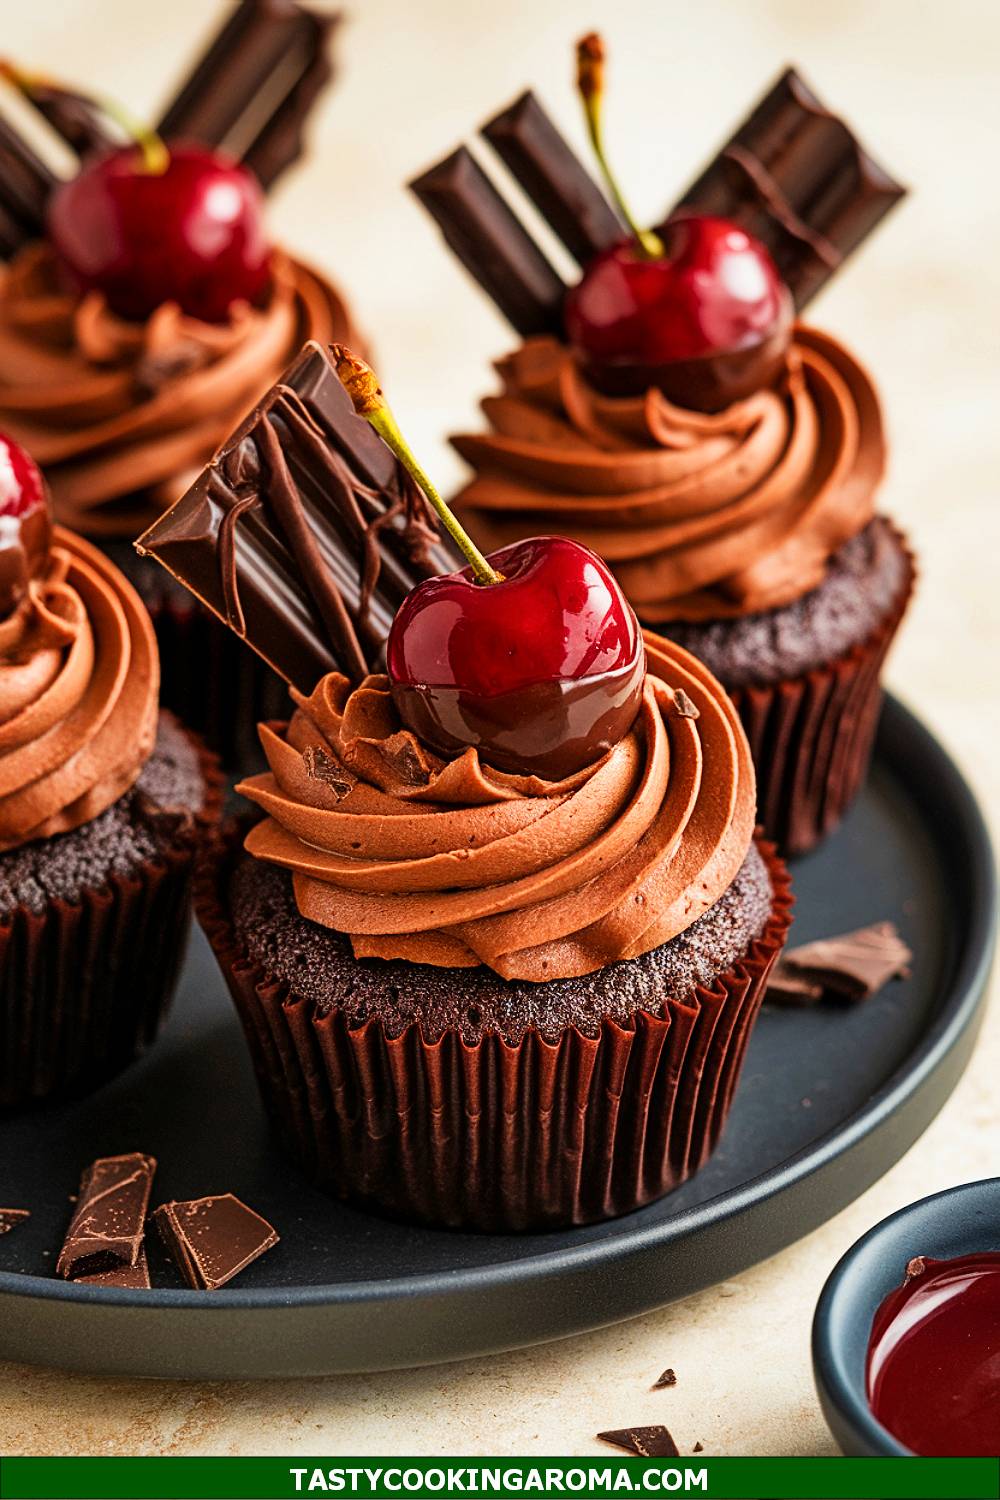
[410, 146, 566, 338]
[666, 67, 906, 309]
[136, 341, 451, 695]
[156, 0, 340, 191]
[481, 90, 623, 265]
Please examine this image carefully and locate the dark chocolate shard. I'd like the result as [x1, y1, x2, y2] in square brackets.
[76, 1245, 151, 1290]
[666, 67, 906, 309]
[651, 1367, 677, 1390]
[693, 1442, 704, 1454]
[410, 147, 566, 338]
[156, 0, 340, 192]
[780, 920, 912, 1001]
[136, 341, 452, 694]
[153, 1194, 278, 1290]
[56, 1153, 156, 1279]
[0, 1208, 30, 1236]
[598, 1426, 680, 1458]
[481, 91, 623, 265]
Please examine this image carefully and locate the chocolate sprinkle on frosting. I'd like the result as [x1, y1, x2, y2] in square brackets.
[598, 1426, 681, 1458]
[673, 691, 699, 719]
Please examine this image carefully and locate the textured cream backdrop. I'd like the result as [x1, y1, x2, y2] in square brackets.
[0, 0, 998, 1458]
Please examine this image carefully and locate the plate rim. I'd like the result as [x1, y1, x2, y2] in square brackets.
[0, 693, 995, 1319]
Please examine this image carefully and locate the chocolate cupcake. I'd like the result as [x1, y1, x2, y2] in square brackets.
[0, 3, 363, 768]
[412, 51, 913, 853]
[0, 436, 221, 1109]
[139, 340, 792, 1230]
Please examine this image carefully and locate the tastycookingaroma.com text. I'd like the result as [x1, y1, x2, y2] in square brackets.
[289, 1467, 710, 1494]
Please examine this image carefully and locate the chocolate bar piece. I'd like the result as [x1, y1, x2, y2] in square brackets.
[410, 147, 566, 338]
[136, 341, 451, 694]
[598, 1426, 680, 1458]
[157, 0, 339, 191]
[56, 1153, 156, 1279]
[779, 920, 912, 1002]
[0, 115, 55, 257]
[481, 91, 623, 265]
[0, 1207, 29, 1236]
[667, 67, 906, 309]
[153, 1194, 278, 1290]
[766, 965, 825, 1007]
[76, 1246, 151, 1290]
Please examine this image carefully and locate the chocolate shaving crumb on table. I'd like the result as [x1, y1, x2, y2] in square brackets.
[153, 1194, 279, 1291]
[0, 1208, 30, 1236]
[693, 1442, 704, 1454]
[768, 920, 912, 1006]
[56, 1153, 156, 1280]
[597, 1426, 681, 1458]
[651, 1367, 677, 1390]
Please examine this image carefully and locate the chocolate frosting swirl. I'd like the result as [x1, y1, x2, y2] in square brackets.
[0, 526, 158, 851]
[451, 326, 885, 621]
[236, 632, 756, 982]
[0, 243, 361, 539]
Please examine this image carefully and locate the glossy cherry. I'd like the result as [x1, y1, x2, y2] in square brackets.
[387, 536, 645, 779]
[0, 432, 52, 615]
[47, 144, 272, 323]
[565, 214, 789, 371]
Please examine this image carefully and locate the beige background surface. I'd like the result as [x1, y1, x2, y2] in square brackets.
[1, 0, 998, 1458]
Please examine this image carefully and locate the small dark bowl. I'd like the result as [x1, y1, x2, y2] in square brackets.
[812, 1177, 1000, 1455]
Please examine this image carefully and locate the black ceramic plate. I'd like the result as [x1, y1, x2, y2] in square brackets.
[0, 696, 994, 1379]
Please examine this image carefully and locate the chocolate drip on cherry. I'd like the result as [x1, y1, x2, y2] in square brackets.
[0, 432, 52, 616]
[332, 348, 645, 779]
[2, 62, 272, 323]
[563, 35, 793, 411]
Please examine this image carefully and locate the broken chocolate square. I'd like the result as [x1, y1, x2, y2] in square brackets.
[597, 1426, 680, 1458]
[153, 1194, 279, 1291]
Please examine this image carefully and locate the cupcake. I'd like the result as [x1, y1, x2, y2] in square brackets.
[0, 3, 363, 768]
[0, 433, 221, 1109]
[412, 47, 914, 853]
[142, 342, 792, 1230]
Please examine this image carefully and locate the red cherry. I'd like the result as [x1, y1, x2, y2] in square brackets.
[0, 432, 52, 615]
[46, 144, 272, 324]
[565, 215, 792, 406]
[387, 536, 645, 779]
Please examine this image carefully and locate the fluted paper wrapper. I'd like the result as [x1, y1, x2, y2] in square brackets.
[0, 731, 223, 1111]
[728, 533, 915, 856]
[197, 831, 793, 1231]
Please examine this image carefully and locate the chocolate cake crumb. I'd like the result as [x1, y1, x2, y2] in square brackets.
[652, 1368, 677, 1389]
[230, 842, 773, 1044]
[905, 1256, 928, 1282]
[0, 715, 205, 918]
[660, 517, 909, 687]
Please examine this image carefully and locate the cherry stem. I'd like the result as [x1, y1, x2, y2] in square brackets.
[331, 345, 503, 587]
[576, 33, 663, 260]
[0, 60, 168, 175]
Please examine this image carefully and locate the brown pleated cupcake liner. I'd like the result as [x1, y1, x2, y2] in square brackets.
[729, 532, 916, 856]
[196, 829, 793, 1232]
[0, 728, 224, 1111]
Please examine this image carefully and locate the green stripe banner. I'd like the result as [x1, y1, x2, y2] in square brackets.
[0, 1456, 997, 1500]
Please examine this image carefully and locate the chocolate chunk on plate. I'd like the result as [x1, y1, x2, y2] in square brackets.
[651, 1367, 677, 1389]
[781, 920, 912, 1001]
[56, 1153, 156, 1280]
[597, 1426, 680, 1458]
[153, 1194, 279, 1291]
[0, 1208, 29, 1236]
[766, 964, 825, 1007]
